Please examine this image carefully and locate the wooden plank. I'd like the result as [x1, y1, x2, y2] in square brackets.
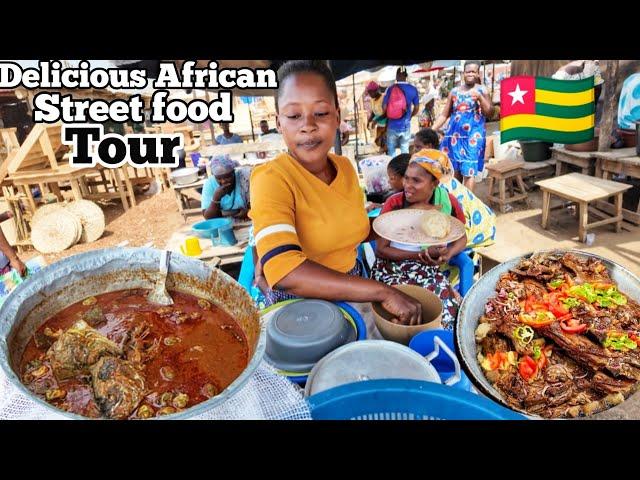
[578, 201, 588, 242]
[119, 166, 137, 207]
[615, 193, 623, 233]
[541, 190, 550, 229]
[69, 178, 83, 201]
[594, 199, 640, 225]
[485, 159, 524, 173]
[586, 205, 637, 233]
[585, 215, 621, 230]
[593, 147, 637, 161]
[551, 147, 598, 160]
[38, 133, 59, 170]
[535, 173, 632, 203]
[110, 168, 130, 211]
[6, 123, 45, 175]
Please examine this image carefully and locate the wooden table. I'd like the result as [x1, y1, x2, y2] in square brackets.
[165, 219, 251, 266]
[593, 148, 640, 225]
[551, 147, 598, 176]
[536, 173, 632, 242]
[171, 177, 206, 221]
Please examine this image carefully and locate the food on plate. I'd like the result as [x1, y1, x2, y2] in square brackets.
[420, 210, 450, 239]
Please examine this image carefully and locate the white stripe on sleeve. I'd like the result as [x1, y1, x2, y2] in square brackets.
[254, 224, 297, 244]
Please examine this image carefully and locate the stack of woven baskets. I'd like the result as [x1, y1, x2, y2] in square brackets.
[30, 200, 106, 254]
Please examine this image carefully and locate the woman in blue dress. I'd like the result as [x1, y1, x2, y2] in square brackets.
[201, 155, 251, 220]
[432, 60, 493, 192]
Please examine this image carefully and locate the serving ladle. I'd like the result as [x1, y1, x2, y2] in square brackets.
[148, 250, 174, 305]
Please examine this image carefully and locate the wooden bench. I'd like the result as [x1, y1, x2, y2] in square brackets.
[536, 173, 632, 242]
[593, 148, 640, 225]
[551, 147, 598, 177]
[485, 159, 528, 213]
[521, 159, 556, 188]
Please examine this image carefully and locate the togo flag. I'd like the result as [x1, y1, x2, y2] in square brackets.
[500, 76, 595, 144]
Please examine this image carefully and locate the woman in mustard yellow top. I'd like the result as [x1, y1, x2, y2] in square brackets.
[250, 60, 421, 325]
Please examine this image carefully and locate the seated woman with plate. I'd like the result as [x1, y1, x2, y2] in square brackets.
[371, 149, 468, 330]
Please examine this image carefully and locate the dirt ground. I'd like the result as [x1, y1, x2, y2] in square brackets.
[473, 176, 640, 277]
[21, 189, 186, 265]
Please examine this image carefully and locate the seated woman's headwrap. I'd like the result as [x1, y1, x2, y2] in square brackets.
[410, 148, 454, 182]
[209, 154, 239, 176]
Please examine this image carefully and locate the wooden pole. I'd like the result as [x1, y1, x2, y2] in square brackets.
[206, 89, 217, 145]
[326, 60, 342, 156]
[491, 63, 496, 101]
[248, 102, 256, 142]
[352, 74, 359, 160]
[598, 60, 620, 152]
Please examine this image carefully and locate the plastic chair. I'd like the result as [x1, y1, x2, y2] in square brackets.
[361, 241, 474, 297]
[449, 250, 474, 297]
[237, 246, 255, 294]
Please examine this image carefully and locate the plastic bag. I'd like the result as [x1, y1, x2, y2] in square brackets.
[358, 155, 392, 194]
[0, 256, 47, 308]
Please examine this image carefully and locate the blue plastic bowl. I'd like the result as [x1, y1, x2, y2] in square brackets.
[409, 329, 472, 391]
[192, 218, 233, 239]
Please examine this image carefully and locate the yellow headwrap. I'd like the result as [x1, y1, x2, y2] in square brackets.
[410, 148, 454, 181]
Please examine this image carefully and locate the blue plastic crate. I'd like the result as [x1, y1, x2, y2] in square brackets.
[307, 379, 525, 420]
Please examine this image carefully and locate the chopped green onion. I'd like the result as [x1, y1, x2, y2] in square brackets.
[532, 345, 542, 360]
[549, 279, 565, 288]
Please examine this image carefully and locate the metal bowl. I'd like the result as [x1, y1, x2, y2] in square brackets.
[455, 249, 640, 418]
[0, 247, 265, 420]
[170, 167, 200, 185]
[304, 340, 442, 397]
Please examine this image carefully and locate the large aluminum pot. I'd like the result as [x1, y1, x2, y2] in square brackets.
[0, 247, 265, 419]
[455, 249, 640, 419]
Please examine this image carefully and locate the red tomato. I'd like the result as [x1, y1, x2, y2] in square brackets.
[518, 355, 538, 381]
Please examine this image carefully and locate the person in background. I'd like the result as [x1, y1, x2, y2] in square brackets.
[0, 211, 26, 277]
[372, 149, 467, 330]
[617, 72, 640, 131]
[413, 128, 495, 294]
[339, 120, 353, 146]
[432, 60, 492, 192]
[215, 123, 243, 145]
[260, 119, 278, 135]
[553, 60, 605, 125]
[385, 154, 411, 199]
[201, 155, 251, 220]
[366, 81, 388, 153]
[418, 81, 438, 129]
[383, 67, 420, 155]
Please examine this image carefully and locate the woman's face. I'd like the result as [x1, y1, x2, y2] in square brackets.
[215, 170, 235, 189]
[387, 167, 404, 192]
[464, 64, 479, 87]
[403, 164, 438, 204]
[276, 72, 340, 168]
